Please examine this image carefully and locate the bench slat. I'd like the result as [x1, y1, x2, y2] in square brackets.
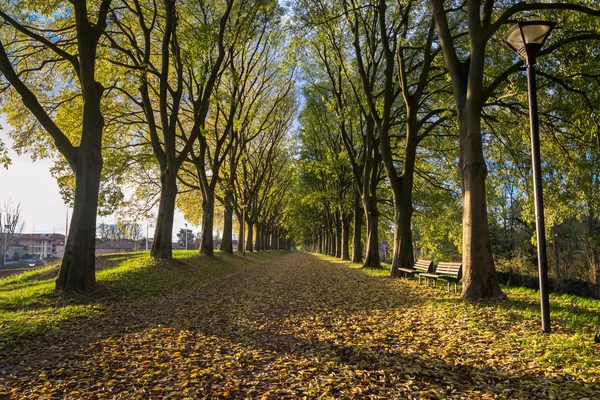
[413, 259, 433, 273]
[434, 262, 462, 278]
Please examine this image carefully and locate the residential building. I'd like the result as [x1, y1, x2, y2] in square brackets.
[10, 233, 66, 260]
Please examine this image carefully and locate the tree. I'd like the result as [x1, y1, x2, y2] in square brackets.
[0, 1, 113, 292]
[294, 0, 385, 267]
[0, 200, 25, 266]
[177, 228, 195, 249]
[107, 0, 234, 259]
[430, 0, 600, 299]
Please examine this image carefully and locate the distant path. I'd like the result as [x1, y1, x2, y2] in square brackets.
[1, 252, 598, 398]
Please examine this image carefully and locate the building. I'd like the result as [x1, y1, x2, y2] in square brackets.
[10, 233, 66, 260]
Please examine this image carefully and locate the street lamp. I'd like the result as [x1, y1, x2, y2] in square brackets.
[503, 20, 555, 334]
[3, 224, 10, 270]
[185, 223, 188, 250]
[241, 204, 247, 256]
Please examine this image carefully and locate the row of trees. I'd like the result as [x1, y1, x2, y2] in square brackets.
[0, 0, 296, 292]
[2, 1, 599, 299]
[289, 0, 600, 299]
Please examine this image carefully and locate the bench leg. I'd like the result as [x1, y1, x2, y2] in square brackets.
[418, 275, 421, 285]
[433, 279, 436, 288]
[454, 282, 458, 294]
[447, 281, 450, 294]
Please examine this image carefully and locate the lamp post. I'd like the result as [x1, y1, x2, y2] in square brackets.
[3, 224, 10, 270]
[185, 223, 188, 250]
[503, 21, 555, 334]
[241, 204, 247, 256]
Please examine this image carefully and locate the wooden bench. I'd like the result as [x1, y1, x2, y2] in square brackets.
[397, 259, 433, 281]
[420, 262, 462, 293]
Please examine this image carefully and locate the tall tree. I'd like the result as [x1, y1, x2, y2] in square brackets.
[430, 0, 600, 299]
[0, 1, 113, 292]
[107, 0, 233, 259]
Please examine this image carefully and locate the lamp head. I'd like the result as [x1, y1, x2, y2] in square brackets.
[503, 21, 555, 65]
[241, 204, 247, 208]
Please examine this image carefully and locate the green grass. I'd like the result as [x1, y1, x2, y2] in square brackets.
[0, 250, 289, 350]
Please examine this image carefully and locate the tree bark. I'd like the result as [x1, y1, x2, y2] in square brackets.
[458, 102, 505, 299]
[341, 213, 351, 261]
[335, 217, 342, 258]
[352, 187, 363, 263]
[237, 215, 244, 254]
[151, 167, 177, 259]
[246, 222, 254, 252]
[256, 224, 263, 251]
[331, 227, 337, 257]
[390, 194, 415, 276]
[56, 146, 102, 292]
[363, 207, 381, 268]
[200, 190, 215, 255]
[220, 190, 234, 254]
[318, 231, 323, 254]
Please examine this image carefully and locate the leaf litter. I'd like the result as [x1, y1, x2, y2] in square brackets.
[0, 252, 599, 399]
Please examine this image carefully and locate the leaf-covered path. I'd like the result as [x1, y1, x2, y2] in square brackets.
[1, 252, 599, 399]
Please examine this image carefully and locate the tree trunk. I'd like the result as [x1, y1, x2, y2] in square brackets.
[265, 228, 270, 250]
[318, 232, 323, 254]
[362, 199, 381, 268]
[352, 187, 363, 263]
[220, 191, 233, 254]
[389, 135, 416, 277]
[237, 214, 244, 254]
[331, 228, 337, 257]
[335, 218, 342, 258]
[256, 224, 263, 251]
[151, 166, 177, 259]
[430, 2, 504, 299]
[273, 228, 279, 250]
[390, 194, 415, 276]
[56, 146, 102, 292]
[246, 222, 254, 252]
[459, 103, 505, 299]
[341, 214, 351, 261]
[200, 190, 215, 256]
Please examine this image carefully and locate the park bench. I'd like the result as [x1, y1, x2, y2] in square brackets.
[419, 262, 463, 293]
[397, 259, 433, 281]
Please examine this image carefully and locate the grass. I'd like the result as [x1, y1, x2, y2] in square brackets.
[0, 250, 288, 350]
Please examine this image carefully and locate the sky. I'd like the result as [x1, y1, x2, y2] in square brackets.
[0, 116, 197, 239]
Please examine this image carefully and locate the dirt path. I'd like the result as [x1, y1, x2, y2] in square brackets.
[0, 252, 598, 399]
